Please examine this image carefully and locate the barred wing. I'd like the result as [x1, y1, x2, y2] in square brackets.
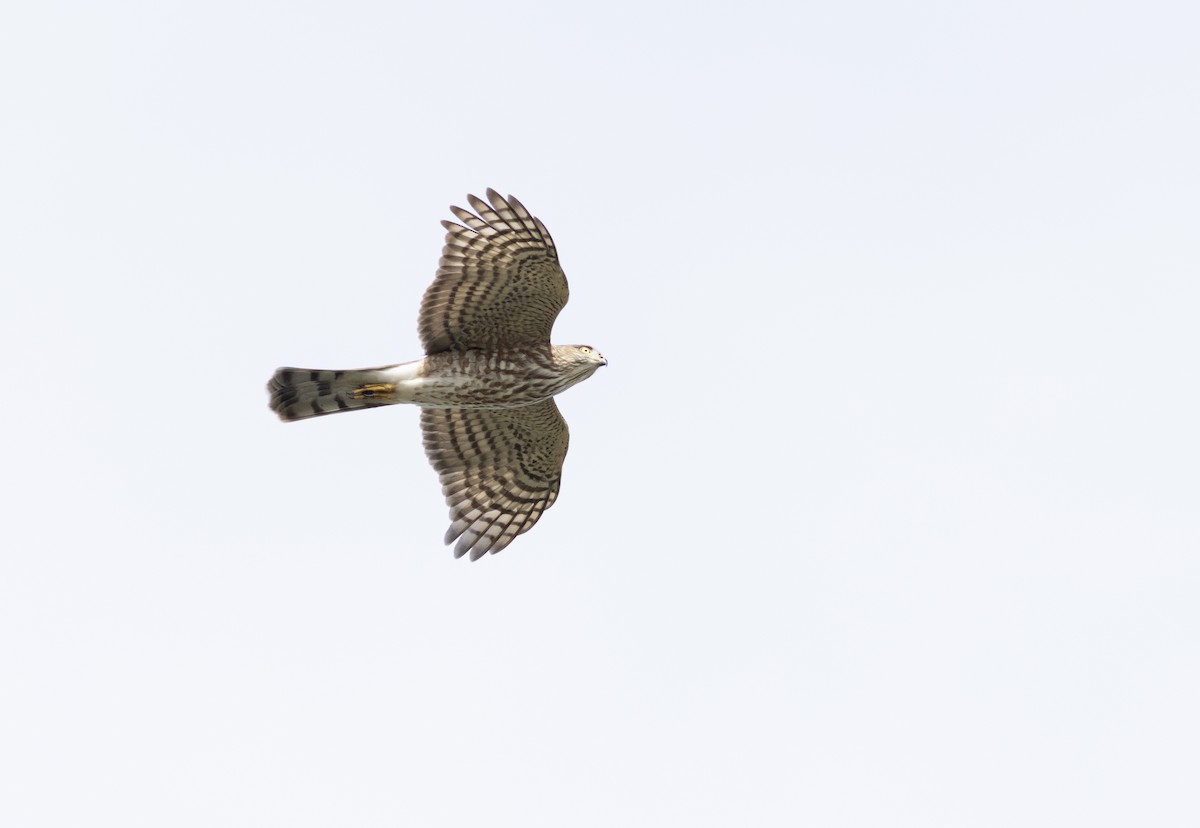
[421, 400, 570, 560]
[418, 189, 569, 354]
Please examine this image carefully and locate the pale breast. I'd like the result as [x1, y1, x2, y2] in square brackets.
[407, 349, 571, 409]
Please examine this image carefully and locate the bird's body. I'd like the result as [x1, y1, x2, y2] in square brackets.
[267, 190, 605, 560]
[269, 345, 602, 416]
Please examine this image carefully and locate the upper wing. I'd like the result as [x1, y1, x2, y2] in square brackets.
[418, 189, 569, 354]
[421, 399, 570, 560]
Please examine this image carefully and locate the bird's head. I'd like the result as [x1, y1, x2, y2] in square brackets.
[552, 344, 608, 386]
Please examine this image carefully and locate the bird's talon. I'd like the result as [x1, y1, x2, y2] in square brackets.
[352, 383, 397, 400]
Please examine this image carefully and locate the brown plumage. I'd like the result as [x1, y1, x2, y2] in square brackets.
[267, 190, 606, 560]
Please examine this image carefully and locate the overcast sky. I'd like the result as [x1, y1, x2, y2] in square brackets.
[2, 1, 1198, 825]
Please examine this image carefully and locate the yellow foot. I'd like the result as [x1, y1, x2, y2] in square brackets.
[352, 383, 397, 401]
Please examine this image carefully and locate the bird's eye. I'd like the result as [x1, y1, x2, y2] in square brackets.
[581, 346, 591, 354]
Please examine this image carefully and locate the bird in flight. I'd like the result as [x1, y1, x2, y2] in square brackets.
[267, 189, 606, 560]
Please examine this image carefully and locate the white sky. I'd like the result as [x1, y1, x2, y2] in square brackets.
[2, 1, 1198, 825]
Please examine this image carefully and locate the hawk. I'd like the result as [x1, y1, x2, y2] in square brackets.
[267, 189, 606, 560]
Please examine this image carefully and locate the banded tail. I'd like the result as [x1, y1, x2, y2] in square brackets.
[268, 366, 406, 421]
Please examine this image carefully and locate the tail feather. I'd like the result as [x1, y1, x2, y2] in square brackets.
[267, 366, 397, 421]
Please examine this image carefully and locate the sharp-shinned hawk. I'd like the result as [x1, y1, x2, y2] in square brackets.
[267, 190, 606, 560]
